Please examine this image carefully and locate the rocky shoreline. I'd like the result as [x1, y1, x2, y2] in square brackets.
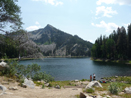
[0, 76, 131, 98]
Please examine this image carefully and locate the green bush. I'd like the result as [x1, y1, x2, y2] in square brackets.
[32, 72, 54, 82]
[42, 83, 45, 89]
[1, 60, 54, 82]
[108, 82, 122, 95]
[86, 88, 95, 93]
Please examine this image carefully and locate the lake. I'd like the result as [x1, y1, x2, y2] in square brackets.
[19, 58, 131, 81]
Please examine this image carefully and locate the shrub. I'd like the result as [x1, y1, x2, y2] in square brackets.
[108, 82, 122, 94]
[32, 72, 54, 82]
[42, 83, 45, 89]
[86, 88, 95, 93]
[2, 60, 54, 82]
[81, 79, 88, 81]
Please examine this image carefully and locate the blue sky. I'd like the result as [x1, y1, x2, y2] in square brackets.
[17, 0, 131, 43]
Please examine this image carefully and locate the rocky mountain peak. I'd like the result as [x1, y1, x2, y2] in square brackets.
[45, 24, 56, 30]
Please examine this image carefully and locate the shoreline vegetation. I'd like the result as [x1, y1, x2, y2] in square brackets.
[0, 56, 89, 62]
[91, 58, 131, 65]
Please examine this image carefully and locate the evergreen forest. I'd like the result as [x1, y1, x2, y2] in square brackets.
[91, 24, 131, 60]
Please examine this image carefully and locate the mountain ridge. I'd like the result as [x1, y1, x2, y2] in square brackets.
[28, 24, 93, 56]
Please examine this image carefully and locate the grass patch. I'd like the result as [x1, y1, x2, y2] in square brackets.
[100, 93, 106, 97]
[49, 81, 71, 87]
[85, 88, 95, 93]
[94, 83, 110, 91]
[75, 94, 80, 98]
[34, 81, 42, 86]
[81, 79, 89, 81]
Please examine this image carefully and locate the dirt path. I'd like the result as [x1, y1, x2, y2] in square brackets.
[1, 85, 82, 98]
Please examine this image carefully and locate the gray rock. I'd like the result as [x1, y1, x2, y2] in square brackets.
[0, 85, 7, 95]
[80, 92, 86, 98]
[8, 86, 18, 90]
[22, 83, 27, 88]
[0, 61, 9, 71]
[23, 78, 35, 89]
[106, 95, 111, 98]
[55, 85, 60, 89]
[45, 83, 49, 87]
[124, 87, 131, 94]
[8, 78, 14, 82]
[75, 80, 79, 82]
[85, 81, 103, 89]
[80, 92, 93, 98]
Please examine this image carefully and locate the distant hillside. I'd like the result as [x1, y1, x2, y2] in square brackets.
[28, 24, 93, 56]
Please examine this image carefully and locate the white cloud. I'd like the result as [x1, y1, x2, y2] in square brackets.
[88, 40, 93, 43]
[35, 21, 40, 25]
[91, 21, 118, 33]
[26, 21, 42, 31]
[96, 6, 117, 17]
[26, 25, 42, 31]
[32, 0, 63, 6]
[124, 23, 131, 30]
[96, 0, 131, 5]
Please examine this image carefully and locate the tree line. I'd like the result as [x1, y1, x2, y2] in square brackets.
[91, 24, 131, 60]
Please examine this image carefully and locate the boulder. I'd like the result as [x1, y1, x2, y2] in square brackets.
[0, 85, 7, 95]
[124, 87, 131, 94]
[55, 85, 60, 89]
[23, 78, 35, 89]
[22, 83, 27, 88]
[85, 81, 103, 89]
[0, 61, 9, 70]
[8, 86, 18, 90]
[80, 92, 93, 98]
[45, 83, 49, 87]
[75, 79, 79, 82]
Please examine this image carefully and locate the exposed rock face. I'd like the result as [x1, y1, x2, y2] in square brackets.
[8, 31, 44, 58]
[28, 24, 93, 56]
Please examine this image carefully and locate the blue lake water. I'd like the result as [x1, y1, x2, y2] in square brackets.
[19, 58, 131, 81]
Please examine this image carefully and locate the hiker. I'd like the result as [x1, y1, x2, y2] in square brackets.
[90, 75, 92, 82]
[93, 73, 96, 81]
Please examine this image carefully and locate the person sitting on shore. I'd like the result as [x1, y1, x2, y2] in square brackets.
[90, 75, 92, 82]
[93, 73, 96, 81]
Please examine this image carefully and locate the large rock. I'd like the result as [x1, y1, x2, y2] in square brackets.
[0, 61, 8, 70]
[23, 78, 35, 89]
[55, 85, 60, 89]
[0, 85, 7, 95]
[8, 86, 18, 90]
[85, 81, 103, 89]
[124, 87, 131, 94]
[80, 92, 93, 98]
